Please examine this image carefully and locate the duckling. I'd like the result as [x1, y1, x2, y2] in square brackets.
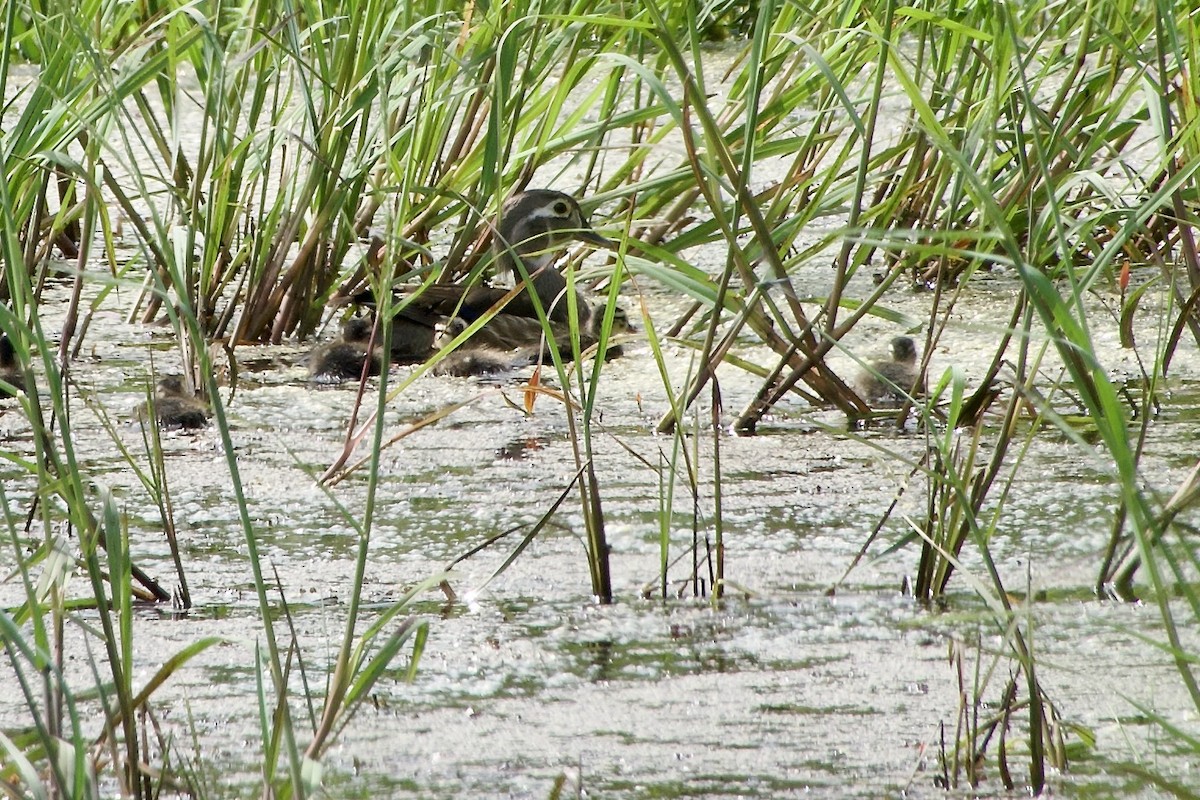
[433, 348, 537, 377]
[430, 307, 633, 378]
[0, 335, 24, 398]
[858, 336, 922, 408]
[308, 317, 382, 384]
[354, 190, 614, 360]
[574, 304, 634, 360]
[435, 304, 632, 360]
[143, 376, 210, 429]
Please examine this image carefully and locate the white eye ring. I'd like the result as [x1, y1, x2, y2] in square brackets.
[553, 201, 570, 216]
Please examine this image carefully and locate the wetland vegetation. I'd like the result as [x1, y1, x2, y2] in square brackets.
[2, 0, 1199, 796]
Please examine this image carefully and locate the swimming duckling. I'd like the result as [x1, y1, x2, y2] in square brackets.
[430, 306, 633, 379]
[0, 335, 24, 398]
[143, 376, 210, 429]
[433, 348, 537, 377]
[858, 336, 922, 408]
[435, 304, 632, 362]
[308, 317, 382, 384]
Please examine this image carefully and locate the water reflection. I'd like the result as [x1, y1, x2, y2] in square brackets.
[494, 435, 548, 461]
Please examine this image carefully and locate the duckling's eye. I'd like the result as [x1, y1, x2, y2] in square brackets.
[552, 200, 570, 217]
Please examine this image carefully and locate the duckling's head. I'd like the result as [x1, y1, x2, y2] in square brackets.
[890, 336, 917, 364]
[156, 376, 189, 398]
[610, 305, 633, 334]
[495, 190, 613, 277]
[342, 317, 375, 344]
[584, 304, 635, 336]
[0, 335, 15, 368]
[432, 316, 470, 350]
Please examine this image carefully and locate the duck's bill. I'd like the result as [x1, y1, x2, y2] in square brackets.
[574, 228, 616, 248]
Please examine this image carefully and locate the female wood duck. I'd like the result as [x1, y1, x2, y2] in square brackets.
[144, 376, 210, 429]
[382, 189, 614, 360]
[858, 336, 922, 407]
[308, 317, 382, 383]
[0, 335, 24, 398]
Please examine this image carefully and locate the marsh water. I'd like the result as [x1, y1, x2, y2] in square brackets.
[2, 45, 1199, 798]
[3, 247, 1200, 798]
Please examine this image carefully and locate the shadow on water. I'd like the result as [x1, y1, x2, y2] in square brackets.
[495, 434, 549, 461]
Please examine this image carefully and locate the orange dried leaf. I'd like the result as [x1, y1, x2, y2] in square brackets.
[524, 366, 541, 414]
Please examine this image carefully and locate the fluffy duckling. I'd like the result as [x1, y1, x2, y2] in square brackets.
[433, 348, 537, 378]
[0, 335, 24, 398]
[144, 376, 210, 429]
[435, 304, 631, 364]
[308, 318, 382, 384]
[858, 336, 922, 408]
[431, 306, 634, 379]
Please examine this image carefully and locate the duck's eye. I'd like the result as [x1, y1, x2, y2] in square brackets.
[553, 201, 570, 217]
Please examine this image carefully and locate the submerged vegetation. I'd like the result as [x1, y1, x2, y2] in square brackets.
[2, 0, 1199, 795]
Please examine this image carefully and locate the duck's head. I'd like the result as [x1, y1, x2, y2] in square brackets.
[890, 336, 917, 364]
[342, 317, 376, 344]
[610, 305, 634, 334]
[0, 335, 15, 368]
[494, 190, 613, 277]
[432, 316, 469, 350]
[584, 303, 635, 336]
[156, 376, 189, 398]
